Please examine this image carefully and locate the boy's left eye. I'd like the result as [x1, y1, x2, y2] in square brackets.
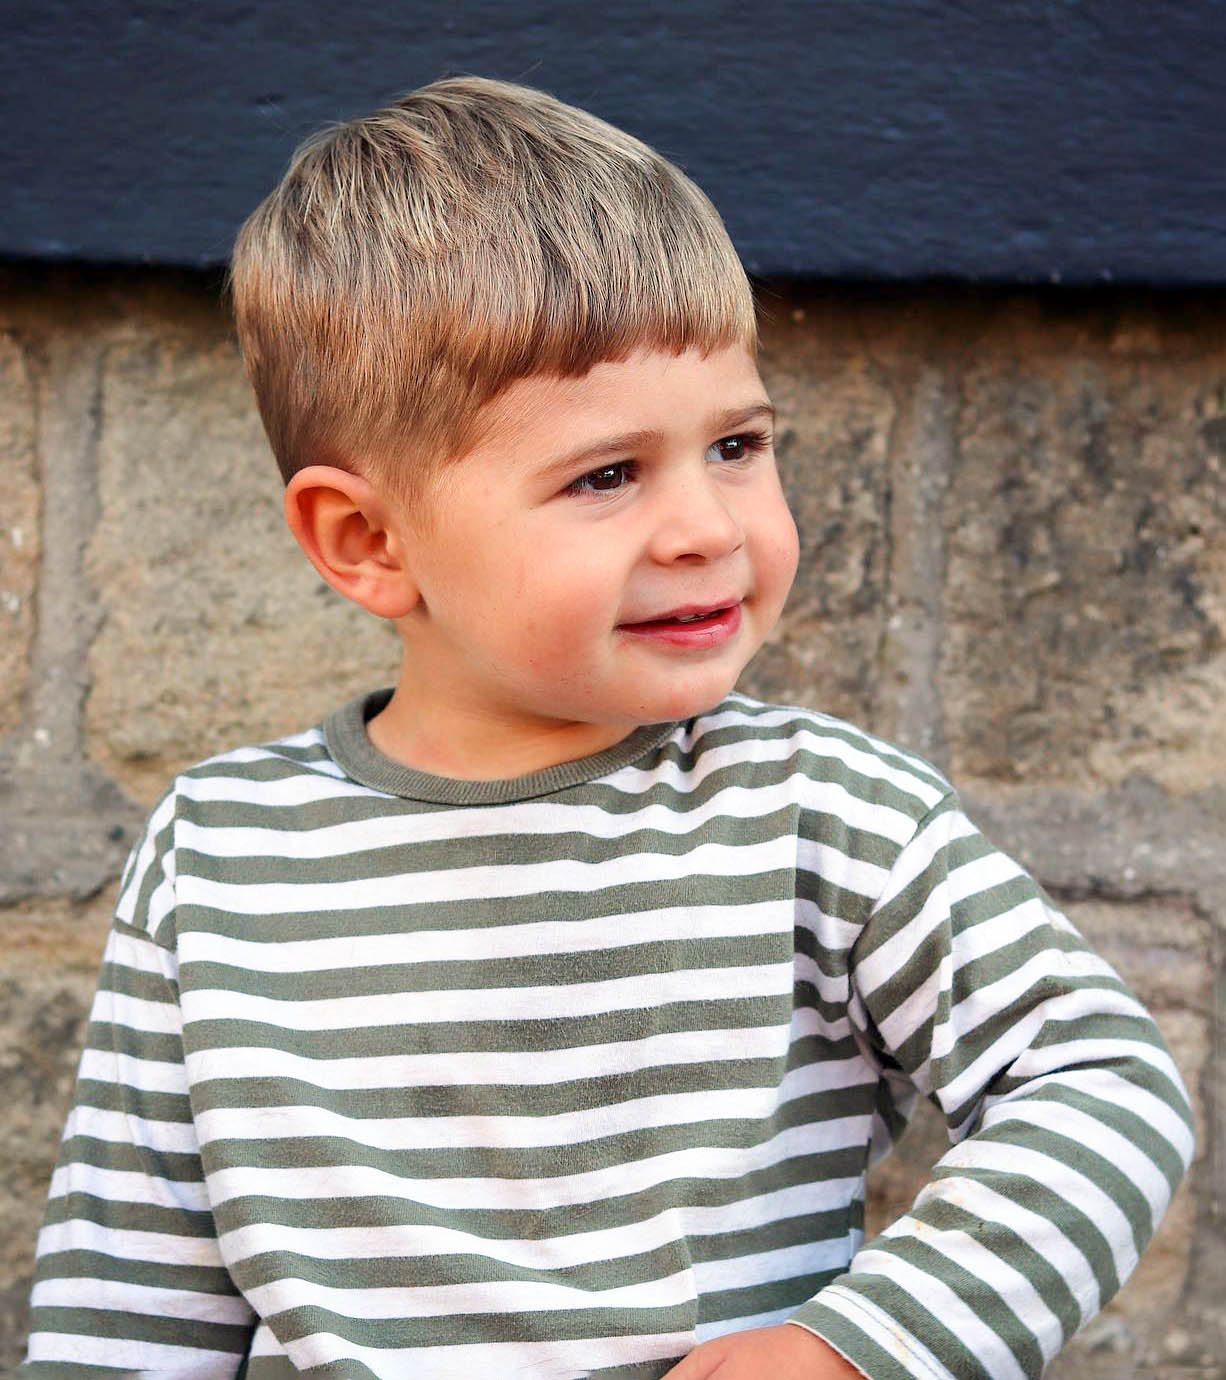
[709, 431, 771, 463]
[713, 436, 748, 461]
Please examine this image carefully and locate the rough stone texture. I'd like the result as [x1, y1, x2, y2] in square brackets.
[1, 267, 1223, 1377]
[0, 334, 39, 741]
[0, 894, 115, 1379]
[941, 298, 1226, 794]
[0, 287, 163, 905]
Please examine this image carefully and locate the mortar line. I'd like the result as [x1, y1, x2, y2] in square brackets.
[28, 334, 105, 769]
[880, 362, 955, 770]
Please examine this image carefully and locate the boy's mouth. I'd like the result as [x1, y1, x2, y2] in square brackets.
[618, 601, 743, 644]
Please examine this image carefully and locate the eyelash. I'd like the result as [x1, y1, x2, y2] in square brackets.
[565, 429, 773, 497]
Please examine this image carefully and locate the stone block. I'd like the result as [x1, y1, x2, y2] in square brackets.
[85, 326, 401, 805]
[740, 299, 893, 726]
[941, 300, 1226, 791]
[0, 894, 114, 1377]
[0, 334, 38, 741]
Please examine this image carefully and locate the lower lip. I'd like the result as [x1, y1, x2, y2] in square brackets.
[619, 603, 743, 647]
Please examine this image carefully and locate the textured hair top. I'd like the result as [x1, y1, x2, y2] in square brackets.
[230, 75, 757, 496]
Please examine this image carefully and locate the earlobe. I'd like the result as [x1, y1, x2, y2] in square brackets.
[283, 465, 420, 619]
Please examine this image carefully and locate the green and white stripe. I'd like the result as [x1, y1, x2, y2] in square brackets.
[23, 693, 1193, 1380]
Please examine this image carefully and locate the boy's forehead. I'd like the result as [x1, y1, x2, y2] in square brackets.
[471, 345, 768, 455]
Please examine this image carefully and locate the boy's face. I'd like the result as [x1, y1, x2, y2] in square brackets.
[386, 344, 799, 769]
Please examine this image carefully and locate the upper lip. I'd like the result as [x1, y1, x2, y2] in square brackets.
[621, 599, 741, 624]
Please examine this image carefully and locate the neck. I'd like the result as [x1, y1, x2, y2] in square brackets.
[366, 683, 635, 781]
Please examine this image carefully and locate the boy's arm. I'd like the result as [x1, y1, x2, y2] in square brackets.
[20, 801, 255, 1378]
[789, 793, 1194, 1380]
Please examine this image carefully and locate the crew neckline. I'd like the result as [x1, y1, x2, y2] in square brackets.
[323, 689, 681, 804]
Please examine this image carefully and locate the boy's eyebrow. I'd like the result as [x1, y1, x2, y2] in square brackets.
[536, 401, 777, 482]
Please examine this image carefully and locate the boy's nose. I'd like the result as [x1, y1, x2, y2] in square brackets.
[648, 475, 745, 564]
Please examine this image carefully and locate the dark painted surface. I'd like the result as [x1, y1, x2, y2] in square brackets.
[3, 0, 1225, 280]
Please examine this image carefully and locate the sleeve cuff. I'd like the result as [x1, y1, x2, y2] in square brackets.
[790, 1286, 957, 1380]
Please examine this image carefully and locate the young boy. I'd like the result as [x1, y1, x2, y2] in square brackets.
[22, 77, 1192, 1380]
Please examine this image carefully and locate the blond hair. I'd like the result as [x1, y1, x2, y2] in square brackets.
[230, 75, 757, 495]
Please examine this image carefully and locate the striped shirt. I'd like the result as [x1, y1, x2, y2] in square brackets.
[23, 692, 1193, 1380]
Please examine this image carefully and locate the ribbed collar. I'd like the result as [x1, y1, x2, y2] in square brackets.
[323, 689, 681, 805]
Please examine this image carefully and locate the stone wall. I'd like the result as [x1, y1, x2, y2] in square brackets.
[1, 265, 1222, 1378]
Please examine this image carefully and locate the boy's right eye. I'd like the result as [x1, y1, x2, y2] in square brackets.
[566, 462, 633, 495]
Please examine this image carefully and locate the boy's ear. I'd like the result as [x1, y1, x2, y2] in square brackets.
[283, 466, 420, 620]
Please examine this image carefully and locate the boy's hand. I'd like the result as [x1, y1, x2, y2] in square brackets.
[660, 1324, 866, 1379]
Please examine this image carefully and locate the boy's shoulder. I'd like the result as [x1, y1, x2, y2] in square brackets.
[148, 721, 356, 816]
[680, 692, 953, 812]
[129, 708, 376, 862]
[113, 709, 381, 947]
[165, 690, 405, 801]
[173, 719, 344, 786]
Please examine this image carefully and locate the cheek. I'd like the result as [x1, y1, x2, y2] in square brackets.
[780, 512, 801, 586]
[509, 566, 605, 653]
[490, 528, 625, 662]
[757, 500, 800, 601]
[532, 543, 620, 614]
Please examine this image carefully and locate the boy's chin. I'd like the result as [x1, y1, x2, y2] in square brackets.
[627, 678, 745, 725]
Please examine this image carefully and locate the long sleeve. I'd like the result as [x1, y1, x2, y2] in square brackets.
[21, 798, 255, 1378]
[791, 793, 1194, 1380]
